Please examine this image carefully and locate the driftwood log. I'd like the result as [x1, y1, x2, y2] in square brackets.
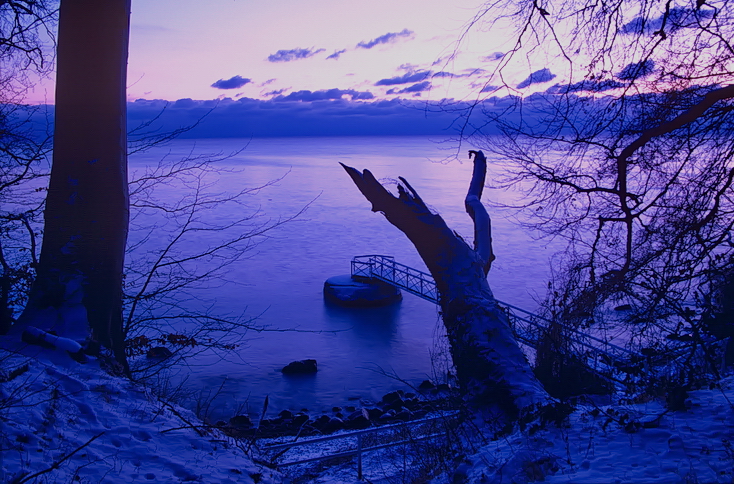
[341, 150, 550, 420]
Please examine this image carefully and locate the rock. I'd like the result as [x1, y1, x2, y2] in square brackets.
[281, 359, 317, 374]
[404, 398, 421, 410]
[325, 417, 344, 432]
[278, 418, 293, 429]
[345, 405, 356, 413]
[345, 414, 371, 430]
[404, 392, 416, 399]
[324, 274, 402, 307]
[435, 383, 451, 392]
[229, 415, 253, 428]
[216, 420, 227, 427]
[379, 409, 397, 421]
[365, 407, 383, 420]
[332, 406, 342, 413]
[278, 410, 293, 419]
[346, 408, 371, 421]
[395, 409, 412, 421]
[419, 380, 435, 390]
[293, 414, 309, 426]
[311, 415, 331, 430]
[382, 391, 403, 404]
[146, 346, 173, 359]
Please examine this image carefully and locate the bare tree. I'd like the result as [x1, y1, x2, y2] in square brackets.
[122, 149, 310, 378]
[455, 0, 734, 361]
[0, 1, 55, 335]
[342, 150, 551, 421]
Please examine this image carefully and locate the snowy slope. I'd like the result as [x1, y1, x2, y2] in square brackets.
[3, 330, 733, 484]
[443, 379, 734, 484]
[0, 336, 281, 484]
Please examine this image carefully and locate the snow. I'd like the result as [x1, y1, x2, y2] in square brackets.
[437, 379, 734, 484]
[2, 331, 733, 484]
[0, 336, 281, 484]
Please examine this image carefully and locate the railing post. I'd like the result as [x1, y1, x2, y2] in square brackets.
[357, 434, 363, 480]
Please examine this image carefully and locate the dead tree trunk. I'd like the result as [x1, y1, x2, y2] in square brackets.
[342, 150, 550, 419]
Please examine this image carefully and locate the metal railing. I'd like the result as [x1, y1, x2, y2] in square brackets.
[261, 411, 460, 481]
[350, 254, 642, 370]
[351, 255, 438, 303]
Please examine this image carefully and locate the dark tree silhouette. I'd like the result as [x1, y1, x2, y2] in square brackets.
[454, 0, 734, 357]
[342, 151, 550, 419]
[0, 1, 55, 335]
[18, 0, 132, 368]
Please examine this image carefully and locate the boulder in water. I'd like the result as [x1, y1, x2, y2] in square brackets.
[282, 359, 318, 374]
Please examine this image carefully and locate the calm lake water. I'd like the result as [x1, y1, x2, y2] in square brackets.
[128, 136, 562, 421]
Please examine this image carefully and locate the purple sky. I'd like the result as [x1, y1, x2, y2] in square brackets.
[21, 0, 655, 137]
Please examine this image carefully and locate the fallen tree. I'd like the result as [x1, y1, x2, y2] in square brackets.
[341, 150, 551, 420]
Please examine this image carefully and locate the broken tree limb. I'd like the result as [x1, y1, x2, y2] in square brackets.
[341, 151, 550, 420]
[466, 150, 494, 274]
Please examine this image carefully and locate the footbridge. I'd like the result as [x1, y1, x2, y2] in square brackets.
[350, 255, 640, 368]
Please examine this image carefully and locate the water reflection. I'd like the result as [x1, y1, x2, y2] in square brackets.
[323, 297, 401, 346]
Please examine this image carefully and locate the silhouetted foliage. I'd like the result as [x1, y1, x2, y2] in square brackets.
[459, 0, 734, 375]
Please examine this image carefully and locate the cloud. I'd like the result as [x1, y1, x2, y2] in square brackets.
[434, 70, 481, 79]
[480, 85, 500, 93]
[621, 7, 714, 35]
[357, 29, 414, 49]
[386, 81, 432, 94]
[375, 71, 431, 86]
[616, 60, 655, 80]
[546, 79, 626, 94]
[517, 68, 556, 88]
[267, 47, 325, 63]
[483, 52, 505, 61]
[211, 75, 252, 90]
[122, 96, 471, 137]
[326, 49, 347, 60]
[264, 89, 286, 96]
[273, 88, 375, 102]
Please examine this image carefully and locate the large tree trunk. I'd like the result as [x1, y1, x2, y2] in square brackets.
[342, 151, 550, 419]
[17, 0, 131, 368]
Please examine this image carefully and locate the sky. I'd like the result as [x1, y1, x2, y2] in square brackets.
[21, 0, 657, 137]
[26, 0, 518, 105]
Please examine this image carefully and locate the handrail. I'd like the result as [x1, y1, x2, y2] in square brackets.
[261, 411, 461, 480]
[262, 411, 459, 450]
[350, 255, 642, 366]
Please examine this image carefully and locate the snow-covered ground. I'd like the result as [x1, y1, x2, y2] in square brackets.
[2, 332, 733, 484]
[0, 336, 281, 484]
[439, 380, 734, 484]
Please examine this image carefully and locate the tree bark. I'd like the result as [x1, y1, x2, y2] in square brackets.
[341, 151, 549, 419]
[17, 0, 131, 368]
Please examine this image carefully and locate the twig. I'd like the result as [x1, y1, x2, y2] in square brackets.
[157, 398, 206, 437]
[12, 432, 105, 484]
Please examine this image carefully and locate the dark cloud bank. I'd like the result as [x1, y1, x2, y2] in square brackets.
[120, 93, 585, 138]
[125, 95, 464, 137]
[25, 89, 646, 139]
